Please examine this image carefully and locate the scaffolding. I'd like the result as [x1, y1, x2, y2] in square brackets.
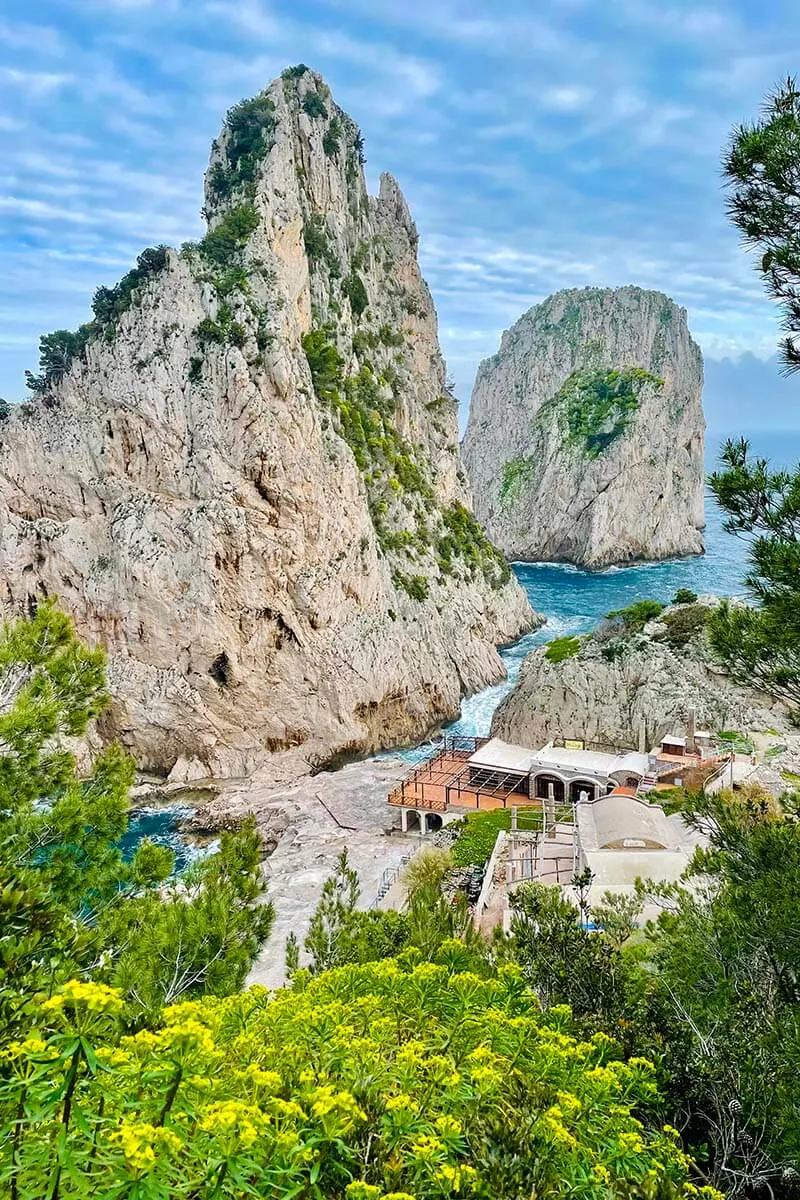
[506, 802, 580, 886]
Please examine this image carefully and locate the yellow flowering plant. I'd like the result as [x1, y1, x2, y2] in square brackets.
[0, 963, 722, 1200]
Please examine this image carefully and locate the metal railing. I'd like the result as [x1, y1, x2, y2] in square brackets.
[370, 848, 417, 909]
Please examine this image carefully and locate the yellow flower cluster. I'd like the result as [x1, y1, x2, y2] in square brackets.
[42, 979, 123, 1016]
[111, 1123, 181, 1174]
[6, 954, 711, 1200]
[308, 1084, 366, 1132]
[540, 1105, 578, 1150]
[3, 1037, 56, 1063]
[385, 1092, 416, 1112]
[198, 1099, 269, 1148]
[345, 1185, 382, 1200]
[434, 1162, 478, 1192]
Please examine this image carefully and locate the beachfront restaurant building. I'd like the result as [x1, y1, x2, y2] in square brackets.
[467, 738, 651, 806]
[387, 734, 652, 829]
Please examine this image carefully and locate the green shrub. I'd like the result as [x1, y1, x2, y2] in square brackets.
[352, 329, 377, 357]
[194, 317, 226, 345]
[553, 365, 663, 459]
[282, 63, 309, 79]
[500, 454, 535, 501]
[302, 91, 328, 119]
[658, 603, 710, 648]
[606, 599, 664, 629]
[302, 330, 344, 401]
[545, 635, 582, 663]
[213, 265, 250, 298]
[672, 588, 698, 604]
[188, 356, 203, 384]
[207, 93, 276, 202]
[323, 116, 342, 157]
[393, 571, 429, 601]
[26, 247, 170, 392]
[343, 271, 368, 317]
[303, 214, 329, 262]
[438, 502, 510, 589]
[198, 204, 260, 266]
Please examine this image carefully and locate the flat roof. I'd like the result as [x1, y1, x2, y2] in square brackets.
[661, 736, 686, 746]
[467, 738, 537, 775]
[532, 745, 622, 774]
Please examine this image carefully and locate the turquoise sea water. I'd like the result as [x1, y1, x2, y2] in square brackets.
[119, 806, 200, 872]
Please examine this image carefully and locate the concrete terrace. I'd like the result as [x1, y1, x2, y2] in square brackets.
[387, 737, 539, 815]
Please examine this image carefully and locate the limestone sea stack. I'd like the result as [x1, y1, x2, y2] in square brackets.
[0, 67, 536, 782]
[462, 287, 706, 570]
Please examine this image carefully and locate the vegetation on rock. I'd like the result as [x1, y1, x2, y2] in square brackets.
[499, 454, 535, 502]
[207, 93, 277, 204]
[545, 635, 582, 664]
[302, 90, 328, 119]
[302, 331, 509, 595]
[197, 204, 260, 267]
[25, 247, 169, 393]
[657, 604, 710, 649]
[549, 365, 663, 459]
[343, 271, 369, 318]
[605, 599, 665, 630]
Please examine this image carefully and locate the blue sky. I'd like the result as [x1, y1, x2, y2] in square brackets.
[2, 0, 800, 429]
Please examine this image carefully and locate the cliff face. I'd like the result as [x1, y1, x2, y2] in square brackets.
[491, 599, 789, 750]
[462, 287, 706, 570]
[0, 68, 535, 781]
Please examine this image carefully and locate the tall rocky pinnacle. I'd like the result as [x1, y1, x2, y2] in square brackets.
[0, 67, 535, 781]
[462, 287, 706, 570]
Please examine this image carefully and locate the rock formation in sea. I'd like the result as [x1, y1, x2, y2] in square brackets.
[462, 286, 706, 570]
[0, 67, 536, 782]
[491, 598, 790, 751]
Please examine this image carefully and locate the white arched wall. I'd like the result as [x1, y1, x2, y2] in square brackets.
[568, 777, 599, 804]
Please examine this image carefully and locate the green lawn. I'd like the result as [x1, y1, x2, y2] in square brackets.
[450, 807, 541, 866]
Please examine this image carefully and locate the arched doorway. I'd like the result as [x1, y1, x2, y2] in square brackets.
[569, 778, 597, 805]
[533, 774, 566, 804]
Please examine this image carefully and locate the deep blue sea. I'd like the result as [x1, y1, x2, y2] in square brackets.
[127, 430, 800, 849]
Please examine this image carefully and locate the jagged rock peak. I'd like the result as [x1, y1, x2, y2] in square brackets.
[462, 285, 706, 570]
[3, 67, 535, 782]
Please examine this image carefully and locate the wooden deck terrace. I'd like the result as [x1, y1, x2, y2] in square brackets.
[387, 737, 542, 814]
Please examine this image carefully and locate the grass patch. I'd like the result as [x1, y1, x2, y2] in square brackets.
[545, 636, 582, 664]
[717, 730, 755, 755]
[451, 808, 538, 867]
